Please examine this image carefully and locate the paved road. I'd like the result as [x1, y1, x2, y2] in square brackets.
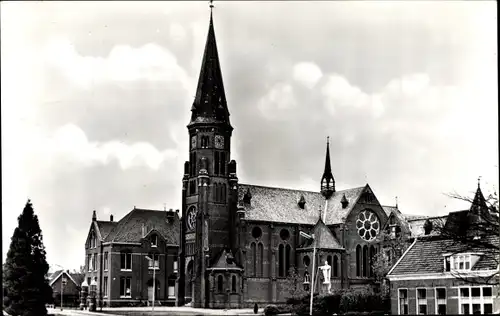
[47, 307, 264, 316]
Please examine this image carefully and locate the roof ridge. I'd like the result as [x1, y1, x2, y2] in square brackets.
[387, 237, 418, 276]
[240, 183, 365, 194]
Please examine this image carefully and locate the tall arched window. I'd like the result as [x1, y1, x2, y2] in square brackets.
[231, 275, 237, 292]
[356, 245, 362, 277]
[285, 244, 291, 276]
[333, 255, 338, 277]
[222, 184, 227, 202]
[362, 245, 368, 277]
[217, 275, 223, 292]
[278, 244, 285, 277]
[214, 152, 220, 175]
[370, 245, 376, 277]
[327, 255, 332, 266]
[251, 242, 257, 277]
[258, 243, 264, 277]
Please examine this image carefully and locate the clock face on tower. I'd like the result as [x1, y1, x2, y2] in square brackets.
[214, 135, 224, 149]
[191, 136, 197, 149]
[187, 207, 197, 231]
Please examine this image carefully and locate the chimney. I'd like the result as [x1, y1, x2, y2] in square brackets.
[166, 209, 175, 223]
[110, 214, 114, 222]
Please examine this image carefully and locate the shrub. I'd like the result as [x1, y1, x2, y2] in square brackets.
[264, 304, 280, 316]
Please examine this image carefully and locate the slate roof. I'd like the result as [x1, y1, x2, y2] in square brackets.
[407, 215, 447, 237]
[301, 218, 343, 250]
[382, 206, 397, 217]
[238, 184, 366, 225]
[49, 270, 80, 287]
[96, 220, 117, 240]
[389, 235, 499, 276]
[209, 249, 242, 270]
[104, 208, 179, 244]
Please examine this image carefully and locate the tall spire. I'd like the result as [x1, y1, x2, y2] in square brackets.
[321, 136, 335, 198]
[189, 2, 232, 129]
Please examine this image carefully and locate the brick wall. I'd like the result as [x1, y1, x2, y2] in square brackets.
[390, 277, 499, 315]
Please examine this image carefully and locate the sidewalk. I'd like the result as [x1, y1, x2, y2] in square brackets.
[49, 306, 264, 316]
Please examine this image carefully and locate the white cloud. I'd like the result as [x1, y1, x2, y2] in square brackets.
[293, 62, 323, 89]
[43, 37, 192, 90]
[257, 83, 296, 119]
[170, 23, 187, 42]
[321, 74, 371, 115]
[30, 123, 178, 171]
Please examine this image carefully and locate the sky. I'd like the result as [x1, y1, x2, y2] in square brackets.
[1, 1, 498, 271]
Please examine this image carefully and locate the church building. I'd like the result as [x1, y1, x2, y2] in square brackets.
[175, 8, 424, 309]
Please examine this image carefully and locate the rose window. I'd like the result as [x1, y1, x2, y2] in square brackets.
[356, 210, 380, 241]
[187, 208, 197, 231]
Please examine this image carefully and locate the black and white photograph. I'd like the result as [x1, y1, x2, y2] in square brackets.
[1, 1, 498, 315]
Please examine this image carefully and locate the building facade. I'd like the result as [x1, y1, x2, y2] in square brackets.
[387, 185, 500, 315]
[175, 9, 428, 309]
[83, 209, 179, 307]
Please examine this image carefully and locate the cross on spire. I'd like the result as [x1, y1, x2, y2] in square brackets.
[209, 0, 214, 9]
[478, 176, 482, 188]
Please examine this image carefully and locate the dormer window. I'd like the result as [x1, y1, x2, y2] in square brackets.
[443, 253, 482, 272]
[151, 235, 158, 247]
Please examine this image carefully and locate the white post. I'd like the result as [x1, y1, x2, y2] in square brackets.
[310, 236, 316, 316]
[152, 255, 156, 312]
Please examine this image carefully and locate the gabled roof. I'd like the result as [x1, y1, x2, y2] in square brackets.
[388, 235, 499, 276]
[209, 249, 242, 270]
[95, 220, 117, 240]
[105, 208, 179, 244]
[301, 218, 343, 250]
[238, 184, 366, 225]
[381, 206, 397, 217]
[49, 270, 79, 287]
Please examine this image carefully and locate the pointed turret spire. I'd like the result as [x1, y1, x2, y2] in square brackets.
[321, 136, 335, 198]
[470, 177, 487, 214]
[189, 4, 232, 129]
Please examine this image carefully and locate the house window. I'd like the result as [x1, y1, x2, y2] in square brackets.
[231, 275, 237, 292]
[148, 254, 159, 269]
[303, 255, 310, 267]
[120, 277, 131, 298]
[168, 280, 176, 298]
[89, 254, 94, 271]
[362, 245, 368, 277]
[278, 244, 284, 277]
[217, 275, 224, 292]
[459, 286, 494, 315]
[173, 259, 178, 273]
[93, 254, 97, 271]
[435, 288, 446, 315]
[452, 254, 472, 272]
[103, 277, 108, 297]
[104, 252, 108, 271]
[399, 289, 409, 315]
[356, 245, 362, 277]
[151, 235, 158, 247]
[333, 255, 338, 277]
[417, 288, 427, 315]
[87, 254, 92, 272]
[285, 244, 291, 276]
[120, 252, 132, 271]
[444, 256, 451, 271]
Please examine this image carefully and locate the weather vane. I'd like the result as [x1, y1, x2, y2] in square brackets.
[209, 0, 214, 9]
[327, 136, 330, 144]
[478, 176, 482, 188]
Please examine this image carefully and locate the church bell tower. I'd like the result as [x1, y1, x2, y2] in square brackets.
[177, 4, 239, 308]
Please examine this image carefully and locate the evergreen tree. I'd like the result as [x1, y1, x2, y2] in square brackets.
[3, 200, 53, 316]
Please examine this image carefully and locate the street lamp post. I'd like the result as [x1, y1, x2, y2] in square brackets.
[300, 231, 316, 316]
[53, 264, 66, 311]
[145, 255, 156, 312]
